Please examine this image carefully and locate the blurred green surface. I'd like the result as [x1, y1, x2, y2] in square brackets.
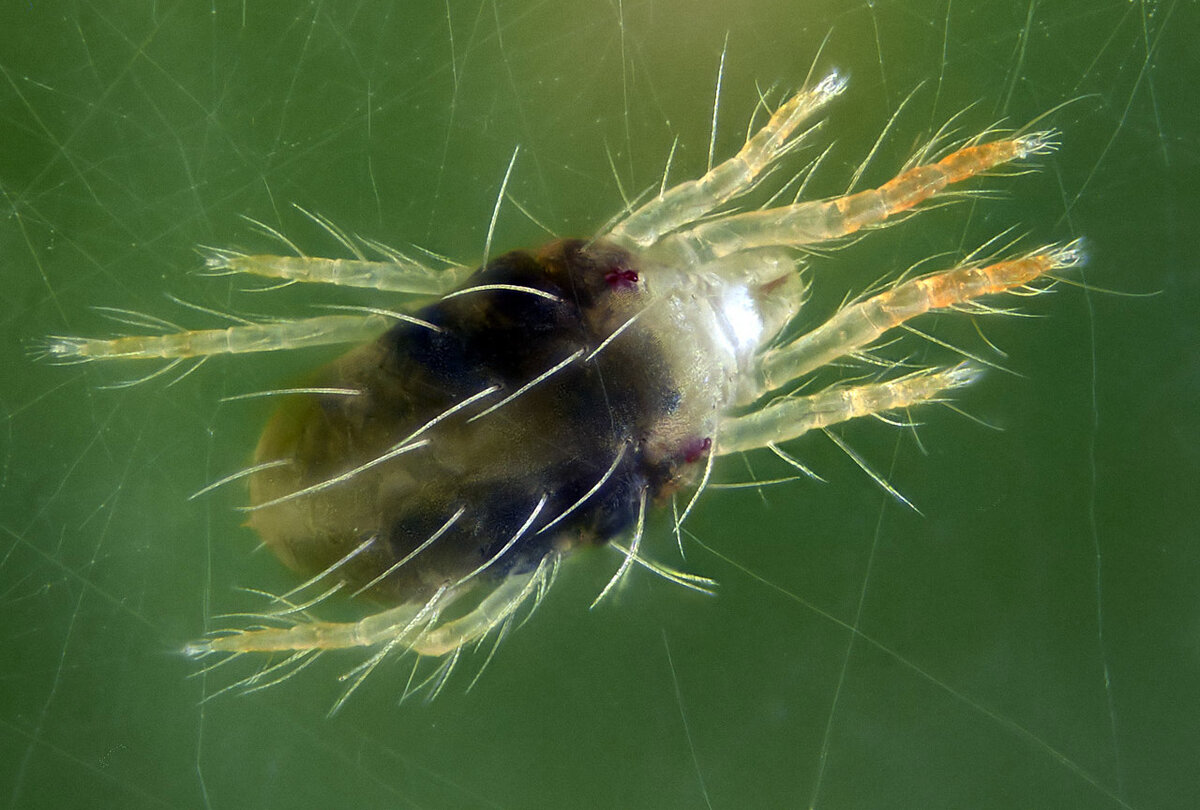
[1, 1, 1197, 808]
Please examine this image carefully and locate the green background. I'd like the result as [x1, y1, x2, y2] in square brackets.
[2, 1, 1197, 808]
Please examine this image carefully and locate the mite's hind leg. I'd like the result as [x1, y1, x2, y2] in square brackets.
[203, 208, 472, 295]
[607, 71, 847, 249]
[40, 312, 397, 364]
[202, 247, 472, 296]
[718, 363, 980, 454]
[671, 130, 1059, 260]
[410, 553, 558, 656]
[748, 242, 1084, 399]
[187, 587, 459, 656]
[186, 558, 554, 659]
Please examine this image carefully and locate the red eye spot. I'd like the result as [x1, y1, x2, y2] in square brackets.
[682, 436, 712, 464]
[604, 266, 639, 290]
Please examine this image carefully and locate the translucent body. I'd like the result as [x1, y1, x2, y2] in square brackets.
[40, 70, 1082, 702]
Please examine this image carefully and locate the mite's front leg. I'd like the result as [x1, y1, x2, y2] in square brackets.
[749, 242, 1083, 399]
[718, 364, 981, 454]
[670, 131, 1059, 260]
[608, 71, 847, 249]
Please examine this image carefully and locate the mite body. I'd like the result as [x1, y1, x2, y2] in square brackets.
[41, 71, 1081, 702]
[248, 240, 702, 614]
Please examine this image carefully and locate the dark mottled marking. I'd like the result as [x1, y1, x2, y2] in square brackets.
[248, 240, 705, 605]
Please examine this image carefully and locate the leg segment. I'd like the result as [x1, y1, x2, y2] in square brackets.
[187, 597, 442, 655]
[751, 242, 1083, 397]
[606, 71, 847, 249]
[669, 132, 1058, 261]
[185, 554, 556, 658]
[41, 313, 392, 362]
[202, 247, 472, 295]
[411, 554, 557, 656]
[718, 364, 980, 454]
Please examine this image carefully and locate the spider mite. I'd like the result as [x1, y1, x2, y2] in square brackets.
[41, 69, 1081, 707]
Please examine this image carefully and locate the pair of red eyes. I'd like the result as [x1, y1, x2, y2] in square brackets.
[604, 267, 639, 290]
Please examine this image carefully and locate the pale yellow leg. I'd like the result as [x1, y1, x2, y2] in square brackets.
[186, 554, 557, 659]
[670, 132, 1058, 260]
[718, 364, 980, 454]
[186, 595, 447, 656]
[751, 242, 1083, 397]
[411, 554, 558, 656]
[41, 313, 392, 363]
[203, 247, 471, 295]
[607, 71, 847, 249]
